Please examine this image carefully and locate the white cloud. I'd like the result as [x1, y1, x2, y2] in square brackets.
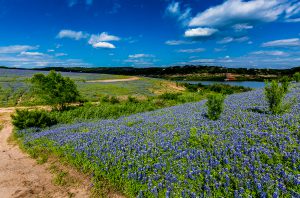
[166, 2, 180, 15]
[165, 1, 191, 25]
[251, 50, 289, 56]
[184, 27, 218, 38]
[92, 42, 116, 49]
[47, 49, 55, 52]
[218, 36, 249, 44]
[178, 48, 205, 53]
[55, 53, 68, 57]
[165, 40, 194, 45]
[189, 59, 216, 63]
[189, 0, 288, 28]
[262, 38, 300, 47]
[0, 45, 38, 53]
[57, 29, 89, 40]
[128, 54, 154, 58]
[233, 23, 254, 31]
[20, 51, 45, 56]
[88, 32, 120, 44]
[286, 18, 300, 22]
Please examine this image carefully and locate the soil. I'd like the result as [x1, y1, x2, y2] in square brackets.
[0, 108, 91, 198]
[86, 77, 140, 83]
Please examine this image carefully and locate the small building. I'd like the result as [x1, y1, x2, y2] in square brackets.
[225, 73, 236, 81]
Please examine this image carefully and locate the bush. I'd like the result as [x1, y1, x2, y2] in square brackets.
[100, 95, 110, 103]
[279, 76, 290, 93]
[11, 109, 57, 129]
[159, 92, 181, 100]
[109, 96, 120, 104]
[264, 80, 286, 114]
[293, 72, 300, 82]
[206, 93, 225, 120]
[127, 96, 139, 103]
[31, 70, 81, 110]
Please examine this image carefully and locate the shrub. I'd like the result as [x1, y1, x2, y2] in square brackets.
[11, 109, 57, 129]
[293, 72, 300, 82]
[206, 93, 225, 120]
[127, 96, 139, 103]
[109, 96, 120, 104]
[264, 80, 286, 114]
[159, 92, 181, 100]
[100, 95, 110, 103]
[279, 76, 290, 93]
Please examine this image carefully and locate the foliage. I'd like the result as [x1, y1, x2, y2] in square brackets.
[293, 72, 300, 82]
[11, 109, 57, 129]
[182, 83, 252, 94]
[127, 96, 139, 103]
[279, 76, 291, 93]
[206, 93, 226, 120]
[158, 92, 182, 100]
[50, 93, 207, 124]
[30, 70, 81, 110]
[16, 85, 300, 197]
[264, 80, 287, 114]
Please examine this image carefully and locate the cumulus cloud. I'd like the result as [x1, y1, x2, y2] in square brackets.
[184, 28, 218, 38]
[177, 48, 205, 53]
[262, 38, 300, 47]
[91, 42, 116, 49]
[88, 32, 120, 49]
[0, 45, 38, 53]
[57, 29, 89, 40]
[88, 32, 120, 44]
[56, 30, 120, 49]
[189, 0, 291, 28]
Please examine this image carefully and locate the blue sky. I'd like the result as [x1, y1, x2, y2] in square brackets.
[0, 0, 300, 68]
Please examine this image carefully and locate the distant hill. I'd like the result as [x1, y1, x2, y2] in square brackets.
[1, 65, 300, 80]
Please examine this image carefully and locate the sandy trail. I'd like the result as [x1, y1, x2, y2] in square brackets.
[0, 108, 90, 198]
[86, 76, 140, 83]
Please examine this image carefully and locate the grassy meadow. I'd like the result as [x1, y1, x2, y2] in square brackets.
[4, 68, 300, 197]
[0, 68, 183, 107]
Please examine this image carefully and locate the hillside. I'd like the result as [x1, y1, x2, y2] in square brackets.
[17, 84, 300, 197]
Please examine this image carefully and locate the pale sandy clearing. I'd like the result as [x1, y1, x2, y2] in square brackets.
[86, 76, 140, 83]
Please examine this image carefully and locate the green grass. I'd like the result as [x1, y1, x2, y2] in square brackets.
[50, 92, 208, 124]
[0, 69, 183, 107]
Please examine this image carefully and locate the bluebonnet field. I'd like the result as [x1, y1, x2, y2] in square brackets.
[18, 85, 300, 197]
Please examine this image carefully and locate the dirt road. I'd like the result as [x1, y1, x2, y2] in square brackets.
[0, 108, 90, 198]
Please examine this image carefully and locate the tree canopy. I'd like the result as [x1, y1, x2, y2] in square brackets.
[31, 70, 81, 110]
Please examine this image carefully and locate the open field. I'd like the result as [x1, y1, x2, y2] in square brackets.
[0, 68, 183, 107]
[16, 84, 300, 197]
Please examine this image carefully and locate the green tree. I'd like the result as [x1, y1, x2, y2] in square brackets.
[264, 80, 286, 114]
[31, 70, 81, 110]
[206, 93, 225, 120]
[293, 72, 300, 82]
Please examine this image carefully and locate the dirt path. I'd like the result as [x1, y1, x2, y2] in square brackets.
[86, 76, 140, 83]
[0, 108, 90, 198]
